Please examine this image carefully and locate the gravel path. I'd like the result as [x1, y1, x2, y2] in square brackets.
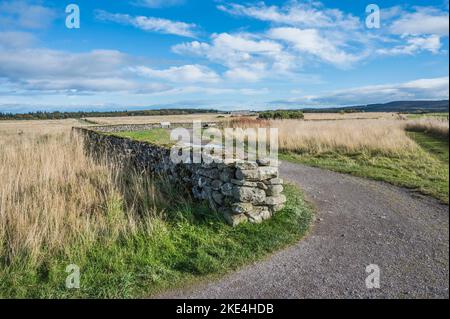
[158, 161, 449, 299]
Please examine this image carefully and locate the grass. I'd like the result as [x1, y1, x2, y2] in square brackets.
[405, 118, 449, 138]
[406, 113, 449, 120]
[408, 131, 449, 163]
[0, 183, 313, 298]
[225, 117, 448, 203]
[113, 129, 173, 146]
[0, 122, 313, 298]
[281, 132, 449, 203]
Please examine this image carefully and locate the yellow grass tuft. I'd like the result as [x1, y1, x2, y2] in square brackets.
[405, 118, 449, 138]
[0, 120, 164, 265]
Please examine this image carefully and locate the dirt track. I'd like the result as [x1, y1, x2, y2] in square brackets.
[158, 161, 449, 299]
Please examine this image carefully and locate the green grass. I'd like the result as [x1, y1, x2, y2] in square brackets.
[407, 131, 448, 162]
[0, 184, 313, 298]
[281, 133, 449, 204]
[113, 129, 173, 146]
[406, 113, 449, 120]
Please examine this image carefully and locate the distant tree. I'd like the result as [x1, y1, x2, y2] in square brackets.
[258, 110, 304, 120]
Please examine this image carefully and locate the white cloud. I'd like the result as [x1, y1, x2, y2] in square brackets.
[224, 65, 266, 82]
[172, 33, 297, 81]
[96, 10, 197, 38]
[134, 0, 185, 8]
[0, 48, 128, 80]
[0, 46, 175, 94]
[217, 1, 360, 30]
[131, 65, 220, 83]
[377, 35, 442, 55]
[0, 0, 56, 29]
[389, 8, 449, 36]
[305, 77, 449, 105]
[216, 2, 449, 63]
[268, 27, 364, 67]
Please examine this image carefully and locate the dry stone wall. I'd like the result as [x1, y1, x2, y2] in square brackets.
[74, 125, 286, 226]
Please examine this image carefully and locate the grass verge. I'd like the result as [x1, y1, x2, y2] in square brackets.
[281, 133, 449, 204]
[113, 129, 173, 146]
[0, 183, 313, 298]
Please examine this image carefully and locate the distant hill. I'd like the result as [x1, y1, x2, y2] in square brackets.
[302, 100, 449, 113]
[363, 100, 449, 113]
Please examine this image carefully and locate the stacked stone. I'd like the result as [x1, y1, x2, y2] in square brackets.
[74, 126, 286, 227]
[189, 158, 286, 226]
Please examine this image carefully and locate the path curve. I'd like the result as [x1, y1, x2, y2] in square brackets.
[159, 161, 449, 299]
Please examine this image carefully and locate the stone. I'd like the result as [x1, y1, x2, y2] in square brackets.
[266, 185, 283, 196]
[219, 168, 232, 183]
[264, 178, 283, 185]
[265, 195, 287, 206]
[223, 212, 248, 226]
[246, 206, 272, 224]
[231, 202, 253, 215]
[210, 179, 223, 191]
[256, 158, 271, 166]
[200, 186, 212, 200]
[235, 169, 259, 181]
[236, 167, 278, 181]
[257, 182, 268, 190]
[235, 161, 259, 170]
[198, 168, 219, 179]
[198, 176, 209, 187]
[233, 186, 266, 204]
[212, 191, 224, 205]
[258, 167, 278, 180]
[231, 179, 258, 187]
[220, 183, 233, 196]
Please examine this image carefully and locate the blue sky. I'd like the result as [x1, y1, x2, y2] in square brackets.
[0, 0, 448, 112]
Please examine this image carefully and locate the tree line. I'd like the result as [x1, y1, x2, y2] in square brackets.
[0, 109, 218, 121]
[258, 110, 305, 120]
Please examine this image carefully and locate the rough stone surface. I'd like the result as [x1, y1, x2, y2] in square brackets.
[265, 195, 287, 206]
[231, 202, 254, 215]
[74, 125, 286, 227]
[246, 206, 272, 224]
[266, 185, 283, 196]
[233, 187, 266, 205]
[223, 212, 248, 227]
[264, 178, 284, 185]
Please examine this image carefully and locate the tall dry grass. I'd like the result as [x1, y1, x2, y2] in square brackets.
[405, 118, 449, 138]
[275, 119, 419, 155]
[228, 118, 420, 156]
[0, 122, 166, 265]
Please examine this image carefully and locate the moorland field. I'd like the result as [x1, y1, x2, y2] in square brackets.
[0, 112, 448, 298]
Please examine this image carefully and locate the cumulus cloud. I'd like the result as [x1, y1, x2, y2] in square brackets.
[172, 33, 297, 81]
[131, 65, 220, 83]
[0, 46, 175, 94]
[216, 1, 449, 63]
[284, 77, 450, 106]
[268, 27, 364, 68]
[389, 7, 449, 36]
[0, 0, 56, 29]
[377, 35, 442, 55]
[96, 10, 197, 38]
